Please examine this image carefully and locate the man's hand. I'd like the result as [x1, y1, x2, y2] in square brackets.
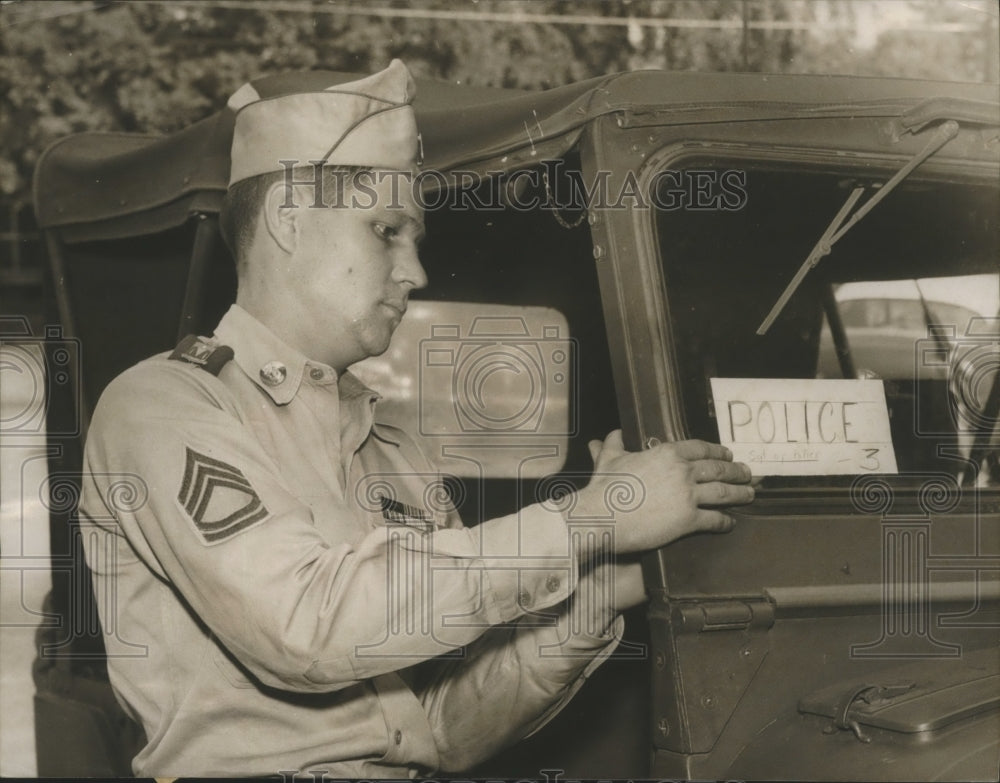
[569, 430, 753, 557]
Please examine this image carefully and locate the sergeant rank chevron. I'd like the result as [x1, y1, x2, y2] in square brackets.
[178, 447, 269, 544]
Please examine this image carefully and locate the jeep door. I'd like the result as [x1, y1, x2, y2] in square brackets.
[580, 75, 1000, 780]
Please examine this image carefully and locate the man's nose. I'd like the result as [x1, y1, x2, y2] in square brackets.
[393, 244, 428, 290]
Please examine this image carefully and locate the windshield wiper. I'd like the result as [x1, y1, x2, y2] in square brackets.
[757, 119, 960, 336]
[913, 279, 952, 356]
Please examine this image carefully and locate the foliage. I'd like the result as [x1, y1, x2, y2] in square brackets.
[0, 0, 995, 206]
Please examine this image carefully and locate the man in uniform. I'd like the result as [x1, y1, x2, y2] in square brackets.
[79, 60, 755, 778]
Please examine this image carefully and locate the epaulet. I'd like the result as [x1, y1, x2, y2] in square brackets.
[168, 334, 234, 376]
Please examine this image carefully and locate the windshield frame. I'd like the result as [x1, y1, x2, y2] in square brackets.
[629, 140, 999, 506]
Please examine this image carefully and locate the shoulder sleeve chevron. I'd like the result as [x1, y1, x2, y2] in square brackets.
[177, 447, 269, 544]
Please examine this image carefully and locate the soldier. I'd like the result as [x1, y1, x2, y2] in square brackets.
[79, 60, 754, 778]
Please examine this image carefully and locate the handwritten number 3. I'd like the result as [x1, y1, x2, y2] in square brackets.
[861, 448, 880, 471]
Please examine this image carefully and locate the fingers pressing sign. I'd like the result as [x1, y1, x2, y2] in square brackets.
[572, 431, 753, 556]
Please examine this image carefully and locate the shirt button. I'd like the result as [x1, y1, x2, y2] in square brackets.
[518, 589, 533, 608]
[394, 729, 403, 745]
[309, 367, 324, 381]
[545, 575, 561, 593]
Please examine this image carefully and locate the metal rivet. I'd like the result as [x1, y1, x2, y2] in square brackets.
[592, 244, 604, 260]
[701, 695, 716, 709]
[655, 651, 666, 669]
[657, 717, 670, 736]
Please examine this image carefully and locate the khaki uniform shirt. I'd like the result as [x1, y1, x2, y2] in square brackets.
[80, 305, 621, 778]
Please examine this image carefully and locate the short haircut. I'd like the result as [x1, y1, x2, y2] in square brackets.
[219, 165, 371, 275]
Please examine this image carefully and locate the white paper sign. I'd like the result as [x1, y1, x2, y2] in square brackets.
[711, 378, 898, 476]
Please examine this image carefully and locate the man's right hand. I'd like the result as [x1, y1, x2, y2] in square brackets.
[569, 430, 754, 556]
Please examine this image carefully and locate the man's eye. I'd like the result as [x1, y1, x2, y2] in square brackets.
[373, 223, 398, 242]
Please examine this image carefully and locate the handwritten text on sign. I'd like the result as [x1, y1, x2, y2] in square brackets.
[710, 378, 898, 476]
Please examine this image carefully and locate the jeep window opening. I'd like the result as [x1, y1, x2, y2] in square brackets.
[642, 147, 999, 505]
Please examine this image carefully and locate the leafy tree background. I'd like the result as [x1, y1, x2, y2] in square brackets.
[0, 0, 997, 208]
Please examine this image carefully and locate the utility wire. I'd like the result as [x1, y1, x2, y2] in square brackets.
[135, 0, 988, 34]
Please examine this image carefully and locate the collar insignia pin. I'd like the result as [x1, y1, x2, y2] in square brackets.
[259, 361, 287, 386]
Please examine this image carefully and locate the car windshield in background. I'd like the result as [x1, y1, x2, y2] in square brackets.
[656, 161, 999, 493]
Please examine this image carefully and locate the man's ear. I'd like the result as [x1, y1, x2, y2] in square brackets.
[262, 180, 301, 254]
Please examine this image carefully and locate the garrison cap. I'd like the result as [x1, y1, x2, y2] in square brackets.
[226, 59, 419, 187]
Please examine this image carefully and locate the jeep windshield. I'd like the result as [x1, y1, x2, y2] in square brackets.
[654, 157, 999, 494]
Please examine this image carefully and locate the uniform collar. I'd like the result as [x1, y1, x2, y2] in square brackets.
[213, 305, 382, 407]
[339, 374, 399, 446]
[213, 305, 309, 404]
[212, 306, 398, 444]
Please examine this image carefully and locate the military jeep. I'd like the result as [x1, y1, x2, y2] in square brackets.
[31, 68, 1000, 779]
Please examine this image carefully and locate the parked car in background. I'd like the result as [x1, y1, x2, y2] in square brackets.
[817, 277, 998, 380]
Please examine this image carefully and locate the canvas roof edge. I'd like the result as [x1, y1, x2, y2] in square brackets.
[32, 69, 604, 243]
[32, 69, 999, 244]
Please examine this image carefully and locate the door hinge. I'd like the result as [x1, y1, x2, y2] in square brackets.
[673, 597, 775, 633]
